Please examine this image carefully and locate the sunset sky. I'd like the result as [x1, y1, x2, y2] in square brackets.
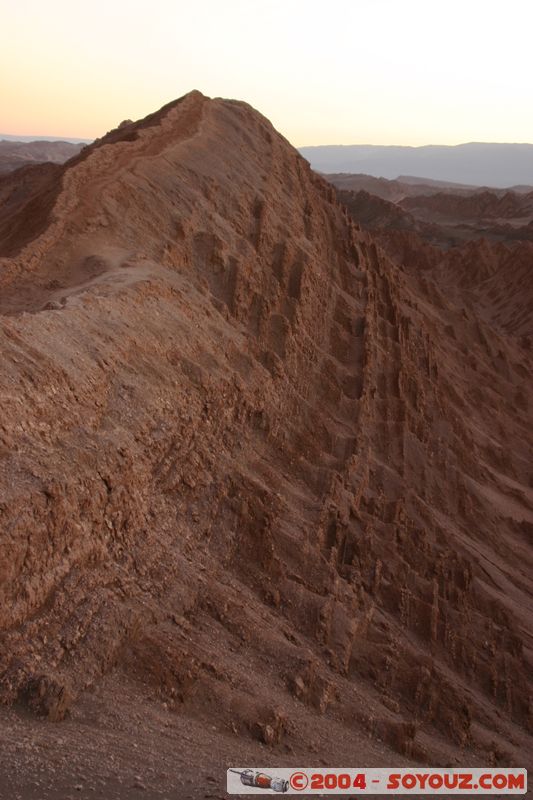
[2, 0, 532, 146]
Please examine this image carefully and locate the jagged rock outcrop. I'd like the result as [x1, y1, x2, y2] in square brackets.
[330, 175, 533, 246]
[0, 91, 531, 779]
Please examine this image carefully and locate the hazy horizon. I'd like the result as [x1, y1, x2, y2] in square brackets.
[2, 127, 533, 150]
[4, 131, 533, 188]
[0, 132, 92, 144]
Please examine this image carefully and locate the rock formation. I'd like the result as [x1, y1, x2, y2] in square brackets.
[0, 91, 531, 794]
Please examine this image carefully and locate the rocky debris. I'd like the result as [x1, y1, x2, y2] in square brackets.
[20, 674, 73, 722]
[254, 711, 288, 746]
[289, 661, 334, 713]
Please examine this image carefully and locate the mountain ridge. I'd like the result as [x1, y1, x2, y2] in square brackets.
[0, 91, 531, 796]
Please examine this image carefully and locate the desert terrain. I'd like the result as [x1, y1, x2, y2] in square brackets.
[0, 140, 84, 175]
[328, 174, 533, 242]
[0, 91, 531, 798]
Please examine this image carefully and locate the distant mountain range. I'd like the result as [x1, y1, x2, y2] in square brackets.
[0, 139, 85, 174]
[326, 173, 533, 201]
[299, 143, 533, 188]
[0, 133, 91, 144]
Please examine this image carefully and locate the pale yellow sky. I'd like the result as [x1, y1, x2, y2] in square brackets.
[1, 0, 532, 146]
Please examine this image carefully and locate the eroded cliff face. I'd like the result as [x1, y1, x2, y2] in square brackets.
[0, 91, 531, 769]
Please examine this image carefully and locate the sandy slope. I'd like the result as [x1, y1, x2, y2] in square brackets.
[0, 92, 531, 798]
